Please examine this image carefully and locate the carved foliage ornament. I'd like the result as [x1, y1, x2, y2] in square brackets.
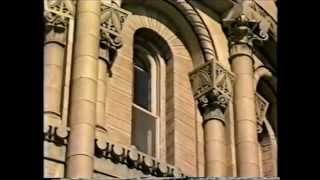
[100, 1, 131, 50]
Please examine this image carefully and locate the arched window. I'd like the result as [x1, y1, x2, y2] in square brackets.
[131, 28, 171, 158]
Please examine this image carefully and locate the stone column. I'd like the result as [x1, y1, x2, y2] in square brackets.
[95, 50, 109, 140]
[225, 17, 269, 177]
[66, 0, 101, 178]
[189, 62, 232, 177]
[198, 91, 229, 176]
[230, 42, 259, 176]
[222, 1, 270, 176]
[44, 12, 68, 127]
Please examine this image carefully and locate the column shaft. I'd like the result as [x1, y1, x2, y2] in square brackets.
[204, 120, 227, 176]
[96, 57, 108, 139]
[66, 0, 101, 178]
[231, 44, 259, 176]
[44, 42, 65, 126]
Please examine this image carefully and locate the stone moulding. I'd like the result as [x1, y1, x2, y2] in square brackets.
[166, 0, 218, 63]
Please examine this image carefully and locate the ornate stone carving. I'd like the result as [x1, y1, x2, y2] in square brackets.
[44, 11, 68, 45]
[197, 90, 229, 125]
[223, 0, 270, 47]
[100, 1, 130, 50]
[189, 61, 233, 99]
[99, 1, 131, 74]
[44, 124, 70, 146]
[44, 0, 75, 18]
[255, 93, 269, 133]
[44, 0, 75, 44]
[251, 1, 277, 41]
[189, 61, 234, 125]
[94, 139, 184, 177]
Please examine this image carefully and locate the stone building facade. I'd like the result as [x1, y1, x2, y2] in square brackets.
[44, 0, 277, 178]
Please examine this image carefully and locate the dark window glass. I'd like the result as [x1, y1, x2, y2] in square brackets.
[133, 58, 151, 111]
[131, 106, 156, 156]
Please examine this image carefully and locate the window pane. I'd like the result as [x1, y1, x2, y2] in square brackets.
[133, 59, 151, 111]
[131, 106, 156, 156]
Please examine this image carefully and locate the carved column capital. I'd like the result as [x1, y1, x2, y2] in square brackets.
[99, 1, 131, 71]
[44, 0, 75, 45]
[197, 90, 229, 125]
[189, 61, 233, 125]
[223, 0, 270, 49]
[100, 1, 130, 50]
[44, 11, 68, 45]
